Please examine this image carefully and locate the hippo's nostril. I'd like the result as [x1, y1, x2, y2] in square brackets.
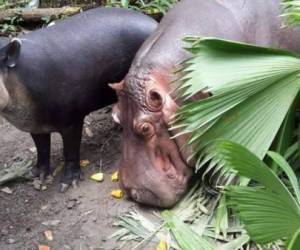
[130, 189, 138, 201]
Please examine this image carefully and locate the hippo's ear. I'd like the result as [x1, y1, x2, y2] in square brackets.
[146, 88, 165, 112]
[109, 81, 124, 92]
[1, 38, 22, 68]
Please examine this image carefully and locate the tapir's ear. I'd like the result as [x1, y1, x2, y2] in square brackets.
[3, 38, 22, 68]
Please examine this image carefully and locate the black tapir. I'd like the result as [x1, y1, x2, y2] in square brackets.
[0, 7, 157, 192]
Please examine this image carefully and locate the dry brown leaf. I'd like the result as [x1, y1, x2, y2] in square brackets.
[44, 230, 53, 241]
[39, 245, 50, 250]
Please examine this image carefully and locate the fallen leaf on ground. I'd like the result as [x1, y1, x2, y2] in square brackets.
[80, 159, 90, 168]
[52, 162, 64, 177]
[111, 171, 119, 182]
[44, 230, 53, 241]
[90, 172, 104, 182]
[156, 240, 168, 250]
[111, 189, 124, 199]
[1, 187, 13, 194]
[41, 220, 61, 227]
[39, 245, 50, 250]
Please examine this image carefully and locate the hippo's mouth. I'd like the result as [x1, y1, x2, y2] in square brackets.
[119, 125, 193, 208]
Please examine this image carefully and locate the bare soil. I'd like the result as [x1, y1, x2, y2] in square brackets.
[0, 108, 151, 250]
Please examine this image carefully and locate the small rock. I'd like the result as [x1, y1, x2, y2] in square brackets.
[41, 185, 48, 191]
[63, 245, 72, 250]
[1, 228, 9, 236]
[33, 179, 42, 190]
[7, 238, 16, 244]
[1, 187, 13, 194]
[67, 199, 77, 209]
[41, 205, 48, 210]
[45, 175, 54, 184]
[28, 147, 37, 153]
[24, 199, 29, 203]
[42, 220, 61, 227]
[92, 217, 97, 222]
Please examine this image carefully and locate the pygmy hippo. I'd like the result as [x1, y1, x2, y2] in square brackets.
[0, 7, 157, 192]
[111, 0, 300, 207]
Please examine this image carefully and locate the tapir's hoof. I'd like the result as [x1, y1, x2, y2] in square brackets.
[60, 183, 70, 193]
[45, 175, 54, 184]
[29, 167, 41, 179]
[72, 179, 79, 188]
[79, 172, 85, 181]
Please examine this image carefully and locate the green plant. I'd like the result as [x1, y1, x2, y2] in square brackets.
[214, 141, 300, 249]
[0, 11, 23, 34]
[281, 0, 300, 26]
[173, 37, 300, 185]
[0, 0, 29, 10]
[112, 182, 250, 250]
[105, 0, 177, 15]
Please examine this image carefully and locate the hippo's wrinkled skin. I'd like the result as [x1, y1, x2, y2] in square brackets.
[111, 0, 300, 207]
[0, 8, 157, 192]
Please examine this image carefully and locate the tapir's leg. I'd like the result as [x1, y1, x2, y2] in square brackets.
[60, 120, 83, 193]
[30, 133, 51, 180]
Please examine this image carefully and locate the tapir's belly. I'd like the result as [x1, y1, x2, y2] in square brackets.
[0, 79, 57, 133]
[1, 104, 56, 134]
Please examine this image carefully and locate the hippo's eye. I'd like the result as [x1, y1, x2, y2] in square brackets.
[146, 89, 164, 112]
[134, 122, 155, 138]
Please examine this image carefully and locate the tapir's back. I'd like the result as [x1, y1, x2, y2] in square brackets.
[18, 8, 157, 86]
[13, 8, 157, 123]
[3, 7, 157, 131]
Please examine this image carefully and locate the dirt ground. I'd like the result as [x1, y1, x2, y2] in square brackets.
[0, 108, 154, 250]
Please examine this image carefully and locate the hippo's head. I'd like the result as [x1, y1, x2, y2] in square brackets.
[111, 67, 193, 208]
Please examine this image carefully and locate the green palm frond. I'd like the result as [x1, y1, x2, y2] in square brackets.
[173, 38, 300, 184]
[281, 0, 300, 26]
[215, 141, 300, 246]
[112, 182, 249, 250]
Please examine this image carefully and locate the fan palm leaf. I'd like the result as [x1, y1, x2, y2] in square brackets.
[173, 38, 300, 182]
[215, 141, 300, 246]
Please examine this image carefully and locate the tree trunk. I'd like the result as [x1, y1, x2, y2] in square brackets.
[0, 6, 82, 23]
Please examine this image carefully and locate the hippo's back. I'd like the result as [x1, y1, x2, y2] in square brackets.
[132, 0, 300, 71]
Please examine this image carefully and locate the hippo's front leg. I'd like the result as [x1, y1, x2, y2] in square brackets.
[30, 133, 51, 180]
[60, 120, 83, 193]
